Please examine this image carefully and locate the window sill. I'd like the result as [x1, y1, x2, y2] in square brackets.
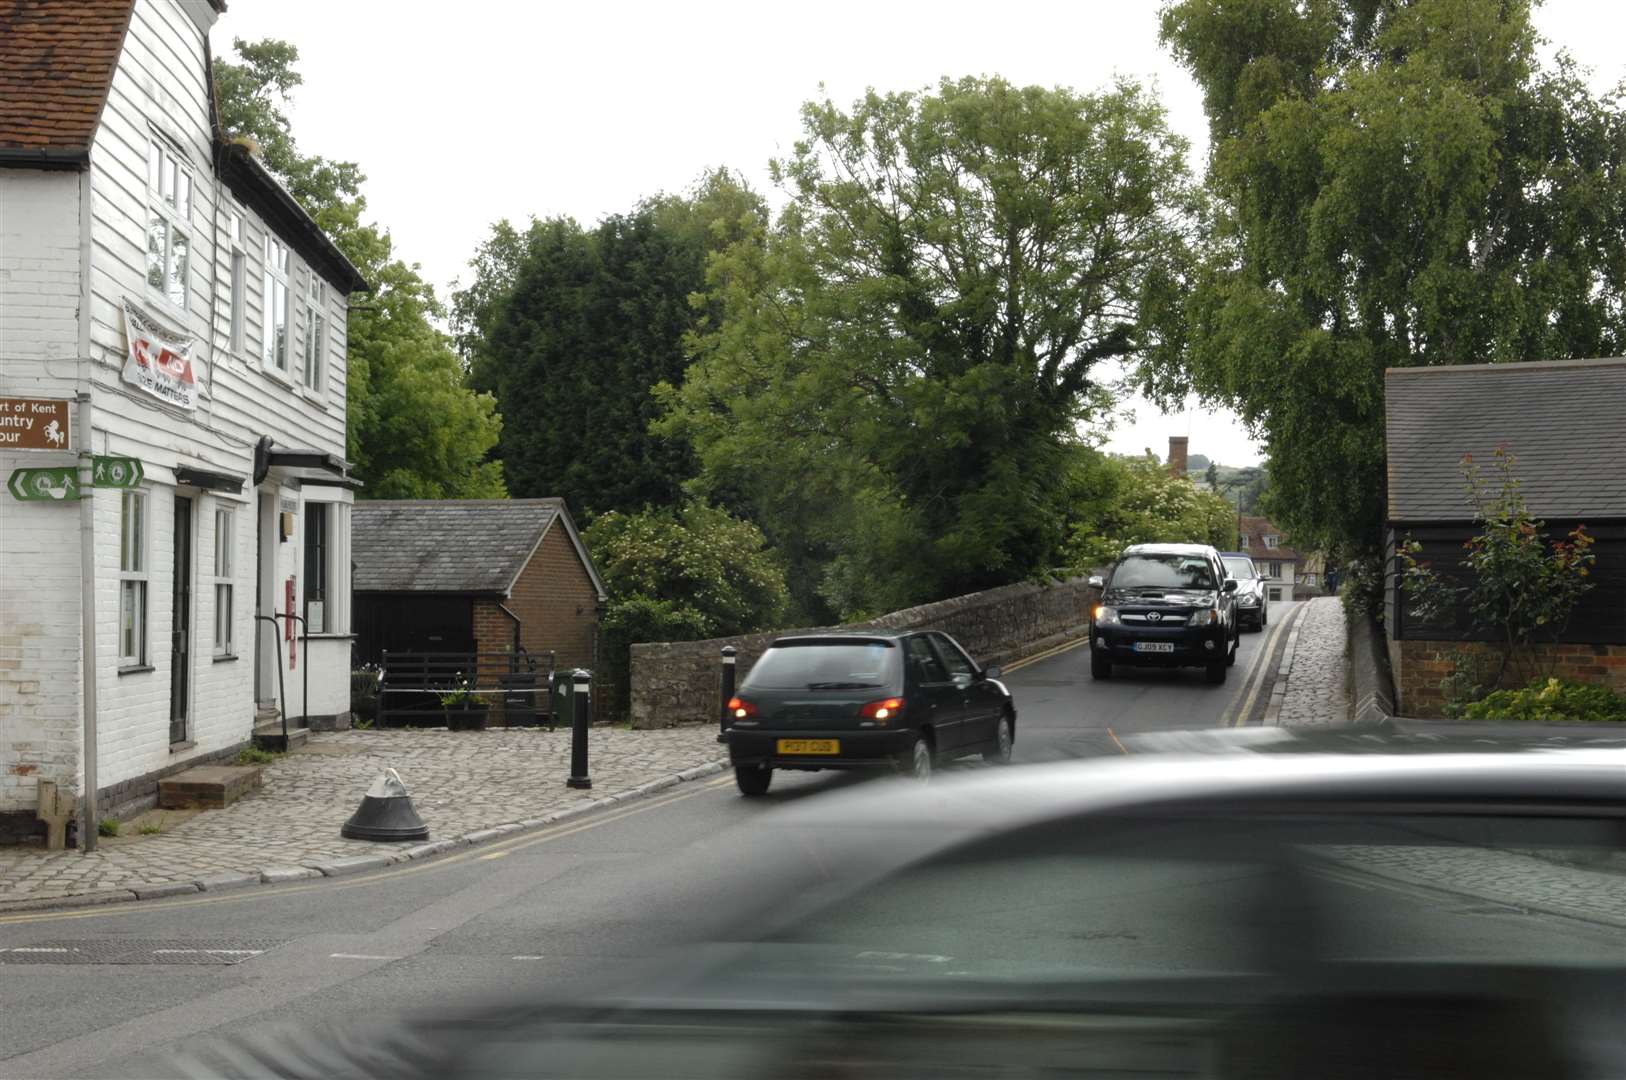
[260, 362, 296, 389]
[169, 739, 197, 754]
[142, 289, 190, 325]
[118, 664, 155, 676]
[297, 386, 329, 410]
[213, 652, 239, 663]
[301, 632, 355, 642]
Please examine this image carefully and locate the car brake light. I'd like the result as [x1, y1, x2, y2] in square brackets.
[727, 696, 758, 719]
[859, 697, 905, 724]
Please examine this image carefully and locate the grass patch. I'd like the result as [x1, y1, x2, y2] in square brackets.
[138, 821, 163, 835]
[97, 817, 120, 837]
[236, 746, 283, 766]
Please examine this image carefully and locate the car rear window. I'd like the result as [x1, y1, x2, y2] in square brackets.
[743, 641, 902, 690]
[1113, 553, 1217, 589]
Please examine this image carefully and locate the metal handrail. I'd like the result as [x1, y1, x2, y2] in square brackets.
[254, 612, 308, 739]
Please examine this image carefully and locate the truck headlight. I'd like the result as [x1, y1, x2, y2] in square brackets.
[1093, 605, 1120, 627]
[1188, 609, 1220, 627]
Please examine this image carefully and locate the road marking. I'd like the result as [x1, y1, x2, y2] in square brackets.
[1222, 605, 1300, 728]
[1106, 727, 1130, 755]
[477, 850, 509, 861]
[329, 953, 400, 961]
[1003, 636, 1089, 674]
[510, 955, 546, 960]
[0, 775, 736, 927]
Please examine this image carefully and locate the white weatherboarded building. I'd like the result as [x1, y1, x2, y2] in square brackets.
[0, 0, 367, 842]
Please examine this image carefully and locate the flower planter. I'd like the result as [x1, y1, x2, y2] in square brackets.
[445, 703, 490, 732]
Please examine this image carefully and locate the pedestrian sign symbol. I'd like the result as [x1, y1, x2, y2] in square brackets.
[8, 467, 81, 501]
[92, 456, 143, 488]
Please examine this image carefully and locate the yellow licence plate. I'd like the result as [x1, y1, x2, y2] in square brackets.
[777, 738, 840, 755]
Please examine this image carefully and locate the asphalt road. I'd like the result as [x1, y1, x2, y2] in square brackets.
[10, 601, 1608, 1078]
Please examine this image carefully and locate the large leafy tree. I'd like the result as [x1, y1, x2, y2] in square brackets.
[584, 502, 789, 718]
[1062, 451, 1239, 570]
[1148, 0, 1626, 554]
[214, 39, 504, 498]
[453, 171, 765, 515]
[659, 76, 1198, 620]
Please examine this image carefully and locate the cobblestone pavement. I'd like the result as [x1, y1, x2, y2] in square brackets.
[0, 726, 724, 908]
[1273, 596, 1350, 727]
[1319, 843, 1626, 928]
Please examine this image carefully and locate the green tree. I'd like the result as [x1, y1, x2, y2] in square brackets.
[214, 39, 504, 498]
[1147, 0, 1626, 554]
[1062, 451, 1237, 570]
[584, 502, 790, 718]
[660, 76, 1199, 620]
[454, 170, 767, 515]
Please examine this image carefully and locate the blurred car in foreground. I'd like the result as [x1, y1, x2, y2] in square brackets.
[723, 632, 1015, 794]
[173, 739, 1626, 1080]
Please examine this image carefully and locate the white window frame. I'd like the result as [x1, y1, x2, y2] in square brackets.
[1263, 534, 1280, 549]
[229, 210, 247, 355]
[118, 490, 149, 667]
[262, 234, 291, 372]
[145, 139, 193, 312]
[1268, 560, 1284, 579]
[213, 507, 235, 656]
[302, 270, 327, 392]
[303, 501, 330, 634]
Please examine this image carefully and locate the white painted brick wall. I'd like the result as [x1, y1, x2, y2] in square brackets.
[0, 490, 84, 814]
[1, 169, 85, 814]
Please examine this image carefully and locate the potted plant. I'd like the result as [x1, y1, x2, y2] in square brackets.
[438, 673, 491, 732]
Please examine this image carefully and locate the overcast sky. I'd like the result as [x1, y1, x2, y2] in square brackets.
[217, 0, 1623, 469]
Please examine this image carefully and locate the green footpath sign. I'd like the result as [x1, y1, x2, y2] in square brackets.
[91, 456, 143, 488]
[8, 467, 81, 502]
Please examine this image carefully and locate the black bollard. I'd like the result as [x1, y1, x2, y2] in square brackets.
[566, 668, 592, 790]
[717, 645, 738, 743]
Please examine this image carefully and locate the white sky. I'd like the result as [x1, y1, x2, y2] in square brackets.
[217, 0, 1623, 469]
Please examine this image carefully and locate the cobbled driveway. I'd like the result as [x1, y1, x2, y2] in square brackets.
[0, 726, 725, 908]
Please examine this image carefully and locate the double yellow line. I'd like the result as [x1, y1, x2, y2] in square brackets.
[1219, 604, 1300, 728]
[0, 775, 735, 927]
[1001, 636, 1091, 675]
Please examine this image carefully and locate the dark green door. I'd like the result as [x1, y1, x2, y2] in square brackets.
[170, 497, 192, 744]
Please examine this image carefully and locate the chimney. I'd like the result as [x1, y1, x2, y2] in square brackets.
[1168, 436, 1189, 477]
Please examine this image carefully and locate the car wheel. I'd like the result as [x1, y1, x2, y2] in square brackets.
[1090, 651, 1112, 680]
[983, 714, 1014, 765]
[1261, 606, 1268, 628]
[899, 735, 933, 782]
[1206, 659, 1228, 684]
[1227, 630, 1238, 666]
[734, 764, 772, 797]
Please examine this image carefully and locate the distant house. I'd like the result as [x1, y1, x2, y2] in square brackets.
[351, 499, 607, 677]
[1236, 516, 1303, 603]
[1384, 358, 1626, 715]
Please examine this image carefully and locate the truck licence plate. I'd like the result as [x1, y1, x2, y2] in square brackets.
[1133, 642, 1176, 653]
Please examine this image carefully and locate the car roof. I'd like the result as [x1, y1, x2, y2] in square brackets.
[767, 632, 909, 646]
[1122, 543, 1217, 555]
[756, 744, 1626, 840]
[1218, 551, 1254, 559]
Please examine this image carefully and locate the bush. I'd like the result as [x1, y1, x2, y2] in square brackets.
[97, 818, 120, 837]
[1338, 555, 1384, 624]
[351, 665, 380, 724]
[1461, 678, 1626, 723]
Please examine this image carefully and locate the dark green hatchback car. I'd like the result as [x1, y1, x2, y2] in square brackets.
[724, 632, 1015, 795]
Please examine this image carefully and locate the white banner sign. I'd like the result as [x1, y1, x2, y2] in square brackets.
[121, 300, 198, 411]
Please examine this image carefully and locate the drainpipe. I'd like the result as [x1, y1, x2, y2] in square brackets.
[77, 392, 98, 852]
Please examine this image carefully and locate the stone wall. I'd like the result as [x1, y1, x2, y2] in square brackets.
[629, 577, 1098, 729]
[1390, 637, 1626, 717]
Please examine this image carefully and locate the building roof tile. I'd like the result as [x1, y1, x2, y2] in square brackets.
[1385, 358, 1626, 523]
[0, 0, 134, 166]
[352, 499, 607, 600]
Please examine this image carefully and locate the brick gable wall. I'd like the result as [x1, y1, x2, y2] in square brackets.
[471, 523, 601, 723]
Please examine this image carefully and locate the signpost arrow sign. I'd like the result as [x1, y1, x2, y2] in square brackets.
[91, 456, 143, 488]
[8, 467, 81, 502]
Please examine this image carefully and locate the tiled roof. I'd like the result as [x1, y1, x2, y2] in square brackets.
[1238, 515, 1301, 562]
[0, 0, 134, 166]
[353, 499, 571, 595]
[1386, 358, 1626, 523]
